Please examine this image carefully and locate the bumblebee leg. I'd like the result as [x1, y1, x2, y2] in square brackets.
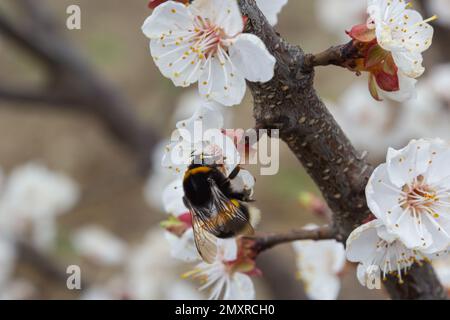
[228, 165, 241, 180]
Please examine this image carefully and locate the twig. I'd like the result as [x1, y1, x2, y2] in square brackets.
[16, 240, 89, 289]
[238, 0, 446, 300]
[304, 41, 362, 70]
[251, 226, 335, 254]
[0, 85, 78, 106]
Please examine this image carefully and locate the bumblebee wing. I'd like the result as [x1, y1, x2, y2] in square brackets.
[191, 211, 218, 264]
[183, 196, 218, 264]
[209, 180, 254, 236]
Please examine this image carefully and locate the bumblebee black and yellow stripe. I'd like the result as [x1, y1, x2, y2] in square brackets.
[183, 166, 212, 181]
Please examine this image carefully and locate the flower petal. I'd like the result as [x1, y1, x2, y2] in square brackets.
[377, 72, 417, 102]
[142, 2, 194, 39]
[176, 101, 224, 143]
[165, 228, 200, 262]
[198, 56, 247, 106]
[229, 33, 276, 83]
[162, 179, 187, 216]
[191, 0, 244, 36]
[346, 220, 381, 264]
[224, 273, 255, 300]
[386, 139, 431, 187]
[255, 0, 288, 26]
[391, 50, 425, 78]
[366, 163, 403, 225]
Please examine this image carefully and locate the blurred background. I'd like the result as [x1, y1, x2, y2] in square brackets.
[0, 0, 449, 300]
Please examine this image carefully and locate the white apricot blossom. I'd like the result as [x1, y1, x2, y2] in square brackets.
[346, 219, 423, 284]
[292, 231, 346, 300]
[144, 92, 234, 212]
[367, 0, 435, 79]
[366, 138, 450, 254]
[162, 103, 240, 175]
[142, 0, 276, 106]
[161, 100, 255, 190]
[184, 238, 255, 300]
[72, 226, 128, 266]
[126, 228, 204, 299]
[0, 163, 79, 250]
[255, 0, 288, 26]
[165, 227, 200, 262]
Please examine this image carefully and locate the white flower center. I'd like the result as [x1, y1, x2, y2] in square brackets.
[401, 175, 439, 212]
[396, 174, 450, 242]
[373, 238, 415, 282]
[192, 17, 230, 60]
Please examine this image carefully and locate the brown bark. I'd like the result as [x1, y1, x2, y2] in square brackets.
[239, 0, 447, 300]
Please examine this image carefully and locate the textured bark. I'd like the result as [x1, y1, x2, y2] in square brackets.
[252, 226, 335, 254]
[239, 0, 447, 300]
[385, 263, 447, 300]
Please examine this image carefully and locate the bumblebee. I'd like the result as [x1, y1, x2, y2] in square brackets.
[183, 161, 254, 263]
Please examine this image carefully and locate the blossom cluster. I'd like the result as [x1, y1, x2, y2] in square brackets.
[0, 163, 79, 298]
[141, 0, 287, 299]
[345, 0, 435, 102]
[140, 0, 449, 300]
[347, 138, 450, 285]
[142, 0, 280, 107]
[292, 224, 346, 300]
[329, 63, 450, 160]
[145, 94, 261, 299]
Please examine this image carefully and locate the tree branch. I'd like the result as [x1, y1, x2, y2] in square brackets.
[252, 226, 335, 254]
[0, 85, 79, 107]
[16, 240, 90, 289]
[0, 2, 159, 171]
[304, 41, 362, 70]
[238, 0, 446, 300]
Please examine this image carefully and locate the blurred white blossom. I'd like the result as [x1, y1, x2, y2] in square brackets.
[0, 237, 16, 288]
[428, 63, 450, 102]
[329, 83, 407, 159]
[402, 80, 450, 141]
[315, 0, 366, 40]
[255, 0, 288, 26]
[72, 226, 127, 266]
[433, 255, 450, 294]
[428, 0, 450, 27]
[292, 227, 346, 300]
[125, 228, 203, 300]
[0, 163, 79, 250]
[184, 238, 255, 300]
[165, 227, 200, 263]
[0, 279, 36, 300]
